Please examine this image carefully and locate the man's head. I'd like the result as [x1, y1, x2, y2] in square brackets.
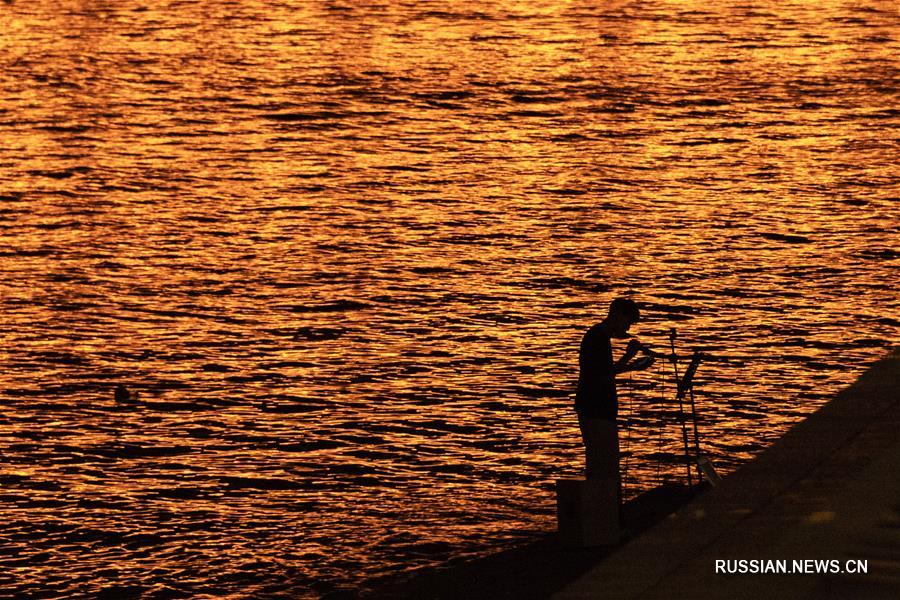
[605, 298, 640, 338]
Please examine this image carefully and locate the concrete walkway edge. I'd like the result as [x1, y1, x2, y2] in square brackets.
[554, 347, 900, 600]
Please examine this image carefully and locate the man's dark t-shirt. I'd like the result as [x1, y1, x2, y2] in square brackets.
[575, 324, 617, 420]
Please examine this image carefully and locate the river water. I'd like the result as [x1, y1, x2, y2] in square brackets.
[1, 1, 898, 598]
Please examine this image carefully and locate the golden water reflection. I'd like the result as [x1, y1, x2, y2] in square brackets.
[0, 0, 898, 597]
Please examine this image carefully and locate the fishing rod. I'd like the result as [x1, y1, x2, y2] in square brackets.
[668, 329, 694, 490]
[676, 350, 705, 485]
[653, 360, 667, 487]
[620, 371, 634, 498]
[689, 378, 722, 487]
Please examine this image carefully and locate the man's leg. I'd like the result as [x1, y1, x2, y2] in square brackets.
[595, 419, 622, 513]
[579, 416, 623, 530]
[578, 416, 619, 479]
[578, 415, 599, 478]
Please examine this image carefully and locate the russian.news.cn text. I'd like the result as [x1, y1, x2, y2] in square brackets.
[715, 559, 867, 575]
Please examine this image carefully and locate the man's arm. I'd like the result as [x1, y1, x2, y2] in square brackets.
[614, 339, 655, 374]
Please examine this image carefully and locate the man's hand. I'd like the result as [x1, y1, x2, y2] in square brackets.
[630, 356, 655, 371]
[625, 339, 643, 356]
[615, 339, 649, 374]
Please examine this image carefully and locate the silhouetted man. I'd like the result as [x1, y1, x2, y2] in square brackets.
[575, 299, 654, 493]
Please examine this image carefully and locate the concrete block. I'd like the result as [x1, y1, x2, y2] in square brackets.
[556, 478, 620, 547]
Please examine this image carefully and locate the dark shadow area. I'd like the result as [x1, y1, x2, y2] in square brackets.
[362, 483, 702, 600]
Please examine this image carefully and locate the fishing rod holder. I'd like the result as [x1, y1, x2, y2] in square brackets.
[640, 328, 718, 492]
[671, 347, 720, 491]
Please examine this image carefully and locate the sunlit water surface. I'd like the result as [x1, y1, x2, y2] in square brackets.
[1, 0, 898, 598]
